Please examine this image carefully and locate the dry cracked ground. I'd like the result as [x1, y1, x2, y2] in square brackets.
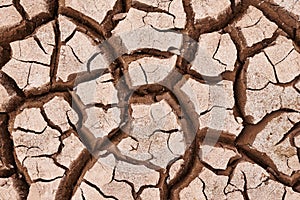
[0, 0, 300, 199]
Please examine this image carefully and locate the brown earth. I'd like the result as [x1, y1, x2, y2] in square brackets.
[0, 0, 300, 199]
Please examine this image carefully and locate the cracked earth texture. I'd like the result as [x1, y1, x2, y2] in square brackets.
[0, 0, 300, 199]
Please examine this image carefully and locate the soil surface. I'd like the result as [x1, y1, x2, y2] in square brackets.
[0, 0, 300, 199]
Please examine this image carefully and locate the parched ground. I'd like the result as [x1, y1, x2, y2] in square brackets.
[0, 0, 300, 199]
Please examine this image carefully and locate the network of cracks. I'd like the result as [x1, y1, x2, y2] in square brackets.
[0, 0, 300, 199]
